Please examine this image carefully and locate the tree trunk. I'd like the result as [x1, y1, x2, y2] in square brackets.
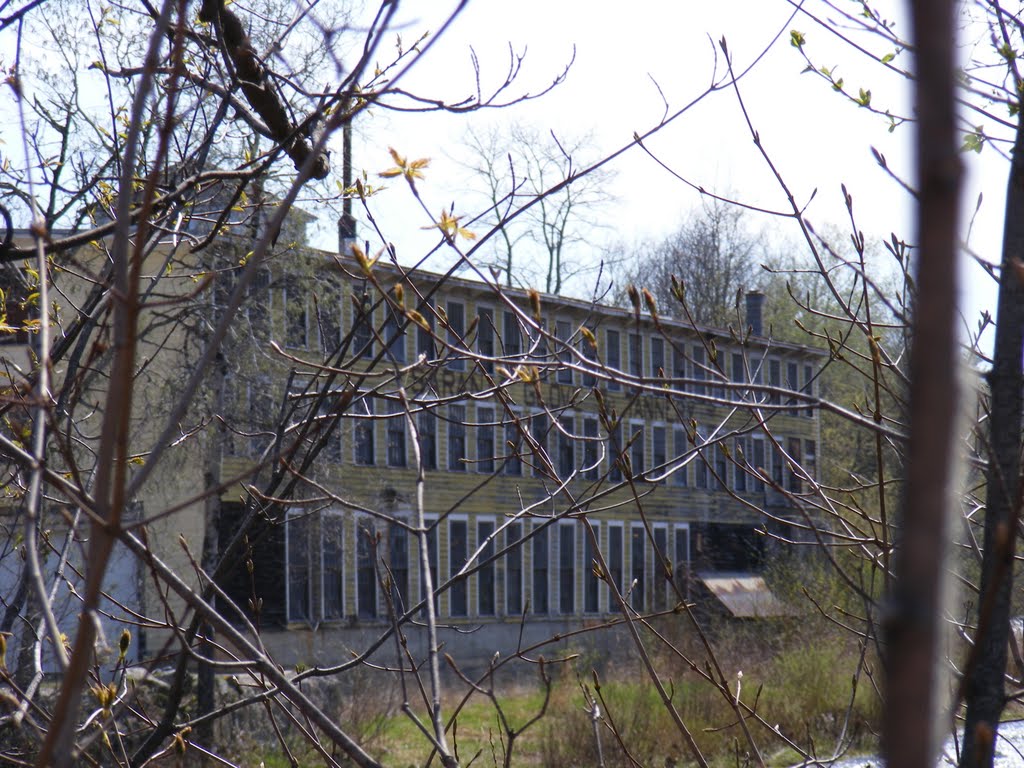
[884, 4, 962, 768]
[959, 79, 1024, 768]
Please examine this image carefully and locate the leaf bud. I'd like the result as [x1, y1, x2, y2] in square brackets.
[642, 288, 658, 319]
[118, 629, 131, 661]
[627, 284, 640, 316]
[528, 289, 542, 323]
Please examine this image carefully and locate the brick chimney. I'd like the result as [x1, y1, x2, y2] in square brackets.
[745, 291, 765, 336]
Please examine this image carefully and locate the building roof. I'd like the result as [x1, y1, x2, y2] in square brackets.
[696, 572, 792, 618]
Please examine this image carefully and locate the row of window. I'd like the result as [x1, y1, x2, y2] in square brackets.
[268, 288, 817, 410]
[284, 511, 692, 624]
[255, 395, 817, 494]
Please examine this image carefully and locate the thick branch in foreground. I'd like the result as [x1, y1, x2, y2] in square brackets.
[198, 0, 330, 179]
[884, 4, 961, 768]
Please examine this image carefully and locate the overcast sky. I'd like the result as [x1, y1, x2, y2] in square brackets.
[0, 0, 1005, 341]
[315, 0, 1004, 344]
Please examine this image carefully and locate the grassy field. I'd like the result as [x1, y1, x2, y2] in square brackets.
[231, 619, 881, 768]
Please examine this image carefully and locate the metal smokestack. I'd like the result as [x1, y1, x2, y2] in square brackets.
[338, 119, 357, 253]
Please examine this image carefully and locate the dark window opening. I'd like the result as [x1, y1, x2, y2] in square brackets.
[448, 405, 466, 471]
[418, 410, 437, 470]
[606, 329, 621, 391]
[531, 412, 550, 477]
[653, 426, 666, 483]
[558, 524, 575, 614]
[504, 418, 523, 476]
[506, 523, 523, 615]
[652, 526, 669, 611]
[449, 519, 468, 616]
[556, 320, 573, 384]
[353, 398, 375, 465]
[417, 301, 436, 359]
[607, 525, 624, 599]
[387, 401, 406, 467]
[584, 529, 599, 613]
[630, 525, 645, 612]
[650, 337, 664, 380]
[477, 519, 495, 616]
[322, 513, 345, 620]
[384, 310, 406, 362]
[389, 523, 409, 614]
[446, 300, 466, 370]
[357, 520, 378, 618]
[216, 502, 286, 625]
[630, 424, 645, 480]
[558, 416, 575, 477]
[287, 511, 312, 622]
[532, 525, 549, 614]
[692, 345, 706, 395]
[352, 296, 373, 358]
[609, 421, 623, 483]
[477, 407, 495, 474]
[503, 310, 522, 358]
[583, 417, 599, 481]
[477, 307, 495, 372]
[696, 523, 766, 572]
[673, 428, 688, 487]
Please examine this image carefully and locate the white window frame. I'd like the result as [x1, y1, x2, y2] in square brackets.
[476, 405, 496, 474]
[448, 514, 470, 617]
[651, 522, 670, 611]
[605, 520, 625, 612]
[355, 515, 379, 620]
[582, 415, 600, 480]
[733, 436, 748, 493]
[476, 516, 497, 617]
[583, 522, 601, 615]
[282, 283, 310, 350]
[672, 343, 687, 394]
[629, 419, 646, 480]
[605, 328, 621, 391]
[419, 514, 439, 615]
[650, 335, 665, 380]
[672, 426, 688, 487]
[628, 331, 644, 381]
[504, 520, 525, 616]
[476, 303, 496, 373]
[351, 296, 374, 358]
[386, 399, 407, 468]
[629, 521, 647, 612]
[557, 520, 577, 615]
[530, 521, 551, 616]
[768, 356, 782, 406]
[321, 508, 345, 621]
[555, 317, 574, 385]
[503, 406, 524, 476]
[651, 421, 668, 482]
[730, 350, 745, 402]
[751, 434, 767, 492]
[673, 523, 691, 601]
[556, 411, 576, 478]
[383, 306, 407, 362]
[446, 299, 466, 370]
[285, 508, 312, 624]
[352, 395, 375, 466]
[447, 403, 467, 472]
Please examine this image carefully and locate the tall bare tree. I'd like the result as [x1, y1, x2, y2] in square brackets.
[615, 197, 762, 328]
[462, 122, 615, 294]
